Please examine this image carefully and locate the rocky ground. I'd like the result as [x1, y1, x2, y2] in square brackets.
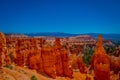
[0, 64, 93, 80]
[0, 64, 119, 80]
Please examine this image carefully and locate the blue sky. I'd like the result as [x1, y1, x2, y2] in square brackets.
[0, 0, 120, 34]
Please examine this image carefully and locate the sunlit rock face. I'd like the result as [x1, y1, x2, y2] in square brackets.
[69, 53, 78, 70]
[53, 38, 62, 50]
[54, 49, 63, 77]
[69, 46, 86, 74]
[53, 38, 63, 77]
[53, 38, 73, 78]
[69, 53, 87, 74]
[15, 38, 30, 67]
[26, 38, 43, 72]
[42, 45, 56, 79]
[91, 35, 110, 80]
[61, 49, 73, 78]
[29, 49, 43, 72]
[0, 32, 6, 67]
[29, 38, 57, 78]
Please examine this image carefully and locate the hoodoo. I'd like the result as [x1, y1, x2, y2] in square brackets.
[91, 35, 110, 80]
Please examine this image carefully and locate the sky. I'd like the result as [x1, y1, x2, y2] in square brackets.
[0, 0, 120, 34]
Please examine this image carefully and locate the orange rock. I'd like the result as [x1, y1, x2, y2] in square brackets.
[15, 39, 24, 66]
[77, 55, 87, 74]
[61, 49, 73, 78]
[69, 53, 78, 70]
[53, 38, 63, 76]
[86, 75, 91, 80]
[91, 35, 110, 80]
[0, 48, 2, 67]
[53, 38, 73, 78]
[41, 46, 56, 78]
[4, 36, 74, 79]
[53, 38, 62, 50]
[55, 50, 63, 76]
[0, 32, 6, 67]
[109, 56, 120, 74]
[29, 50, 43, 72]
[29, 55, 39, 70]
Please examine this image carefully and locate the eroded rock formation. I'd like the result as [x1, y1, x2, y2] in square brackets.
[91, 35, 110, 80]
[53, 38, 73, 78]
[77, 55, 87, 74]
[1, 33, 119, 79]
[42, 45, 56, 78]
[0, 32, 7, 67]
[53, 38, 63, 76]
[61, 49, 73, 78]
[109, 55, 120, 74]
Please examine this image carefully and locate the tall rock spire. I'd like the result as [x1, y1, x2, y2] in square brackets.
[91, 35, 110, 80]
[94, 35, 106, 55]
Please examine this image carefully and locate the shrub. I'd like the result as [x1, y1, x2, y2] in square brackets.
[31, 75, 37, 80]
[4, 64, 13, 70]
[82, 47, 94, 67]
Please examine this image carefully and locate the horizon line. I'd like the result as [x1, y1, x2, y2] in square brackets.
[2, 32, 120, 35]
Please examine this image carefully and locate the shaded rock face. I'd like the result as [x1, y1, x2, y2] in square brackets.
[91, 35, 110, 80]
[118, 49, 120, 57]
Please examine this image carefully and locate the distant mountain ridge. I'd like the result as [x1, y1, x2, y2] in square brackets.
[5, 32, 120, 41]
[25, 32, 78, 37]
[25, 32, 120, 41]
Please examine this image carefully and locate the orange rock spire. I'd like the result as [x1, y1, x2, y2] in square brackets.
[91, 35, 110, 80]
[94, 35, 106, 55]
